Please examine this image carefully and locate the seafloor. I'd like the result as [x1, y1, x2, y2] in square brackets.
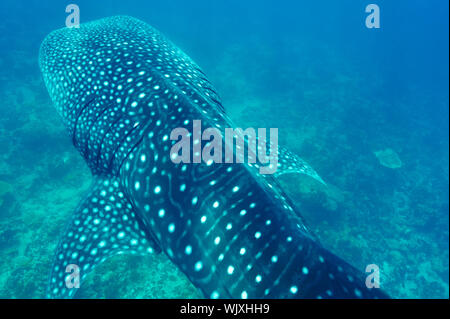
[0, 27, 448, 299]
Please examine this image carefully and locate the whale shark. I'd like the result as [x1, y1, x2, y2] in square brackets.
[39, 16, 389, 299]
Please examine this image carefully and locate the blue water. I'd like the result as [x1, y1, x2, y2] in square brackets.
[0, 0, 448, 298]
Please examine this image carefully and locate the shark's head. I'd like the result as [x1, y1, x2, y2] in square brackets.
[40, 16, 163, 116]
[40, 16, 124, 125]
[39, 16, 206, 174]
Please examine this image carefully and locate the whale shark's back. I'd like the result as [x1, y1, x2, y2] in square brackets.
[39, 16, 224, 174]
[40, 16, 390, 300]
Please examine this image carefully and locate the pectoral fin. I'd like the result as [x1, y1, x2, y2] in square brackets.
[275, 145, 326, 186]
[47, 176, 160, 298]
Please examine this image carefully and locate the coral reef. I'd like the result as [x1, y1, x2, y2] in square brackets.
[0, 181, 12, 208]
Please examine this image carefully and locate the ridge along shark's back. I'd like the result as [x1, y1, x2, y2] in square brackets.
[40, 16, 389, 299]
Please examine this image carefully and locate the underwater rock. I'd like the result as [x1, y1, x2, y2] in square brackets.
[0, 181, 13, 207]
[374, 148, 403, 169]
[0, 181, 12, 196]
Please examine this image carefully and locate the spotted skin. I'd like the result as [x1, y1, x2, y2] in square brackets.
[40, 16, 389, 299]
[48, 177, 159, 298]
